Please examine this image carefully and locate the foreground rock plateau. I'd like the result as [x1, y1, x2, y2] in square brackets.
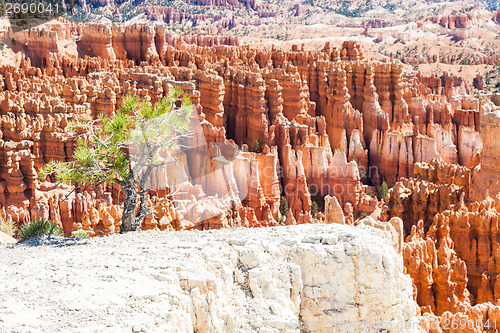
[0, 224, 418, 332]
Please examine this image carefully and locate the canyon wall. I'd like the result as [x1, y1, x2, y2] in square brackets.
[0, 22, 489, 237]
[383, 115, 500, 330]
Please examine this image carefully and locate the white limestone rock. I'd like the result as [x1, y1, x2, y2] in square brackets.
[0, 224, 419, 332]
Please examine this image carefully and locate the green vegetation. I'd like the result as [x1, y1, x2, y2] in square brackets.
[376, 180, 389, 201]
[41, 90, 193, 232]
[310, 201, 319, 218]
[485, 72, 492, 86]
[310, 0, 371, 18]
[312, 194, 326, 212]
[0, 218, 17, 237]
[18, 219, 63, 242]
[493, 96, 500, 107]
[252, 140, 263, 154]
[382, 3, 396, 12]
[357, 163, 366, 180]
[279, 196, 288, 218]
[0, 0, 5, 18]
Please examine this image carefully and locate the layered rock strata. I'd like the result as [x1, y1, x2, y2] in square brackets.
[384, 157, 500, 330]
[0, 22, 490, 238]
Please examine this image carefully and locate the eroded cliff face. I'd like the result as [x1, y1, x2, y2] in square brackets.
[471, 108, 500, 207]
[0, 22, 491, 236]
[399, 189, 500, 331]
[383, 112, 500, 330]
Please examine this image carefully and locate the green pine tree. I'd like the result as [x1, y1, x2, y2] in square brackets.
[310, 201, 319, 218]
[279, 196, 288, 218]
[376, 180, 389, 202]
[41, 89, 193, 232]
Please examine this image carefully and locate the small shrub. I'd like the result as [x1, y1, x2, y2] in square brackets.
[0, 218, 17, 237]
[358, 211, 368, 219]
[252, 140, 263, 154]
[72, 229, 90, 239]
[376, 180, 389, 201]
[367, 190, 375, 198]
[311, 194, 326, 211]
[18, 219, 63, 242]
[310, 201, 319, 218]
[279, 196, 288, 218]
[11, 37, 15, 44]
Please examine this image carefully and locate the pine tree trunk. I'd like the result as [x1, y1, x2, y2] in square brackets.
[120, 179, 139, 232]
[135, 192, 148, 228]
[121, 155, 154, 232]
[131, 164, 154, 231]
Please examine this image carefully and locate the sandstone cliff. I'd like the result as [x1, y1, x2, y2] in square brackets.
[0, 22, 490, 238]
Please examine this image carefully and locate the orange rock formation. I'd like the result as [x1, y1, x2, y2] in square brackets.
[2, 22, 500, 330]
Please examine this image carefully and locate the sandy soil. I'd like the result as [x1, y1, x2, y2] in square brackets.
[0, 232, 198, 333]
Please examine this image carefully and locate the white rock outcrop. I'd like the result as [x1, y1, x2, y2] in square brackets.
[0, 224, 419, 332]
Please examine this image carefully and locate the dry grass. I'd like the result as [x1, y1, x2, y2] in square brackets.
[0, 218, 18, 238]
[72, 229, 90, 239]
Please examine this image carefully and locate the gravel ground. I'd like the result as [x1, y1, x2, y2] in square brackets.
[0, 230, 210, 333]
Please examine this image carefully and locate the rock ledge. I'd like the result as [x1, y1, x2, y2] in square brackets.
[0, 224, 418, 332]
